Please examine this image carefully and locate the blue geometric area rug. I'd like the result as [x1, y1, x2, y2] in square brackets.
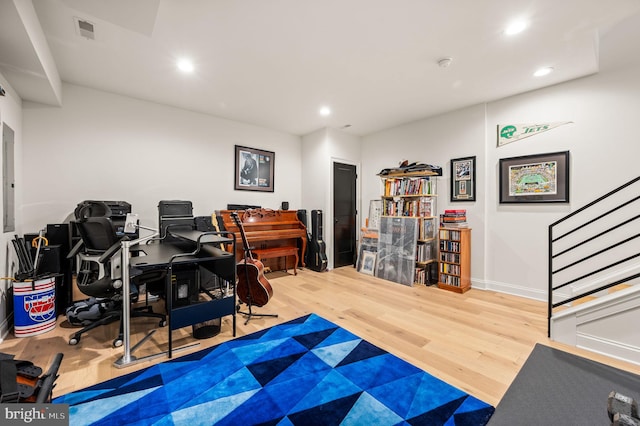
[54, 313, 494, 425]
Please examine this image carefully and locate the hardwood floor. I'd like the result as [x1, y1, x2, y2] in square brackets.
[1, 266, 639, 407]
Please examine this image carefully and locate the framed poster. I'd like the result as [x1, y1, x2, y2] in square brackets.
[360, 251, 376, 275]
[499, 151, 569, 203]
[451, 156, 476, 202]
[234, 145, 275, 192]
[368, 199, 382, 229]
[375, 216, 419, 286]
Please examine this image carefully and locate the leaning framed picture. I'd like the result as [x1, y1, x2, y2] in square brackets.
[368, 200, 382, 229]
[234, 145, 275, 192]
[451, 156, 476, 202]
[360, 251, 376, 276]
[499, 150, 570, 203]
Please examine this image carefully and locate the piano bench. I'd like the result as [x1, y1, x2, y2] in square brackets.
[253, 247, 299, 275]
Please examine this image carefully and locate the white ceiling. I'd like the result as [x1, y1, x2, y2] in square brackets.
[2, 0, 640, 136]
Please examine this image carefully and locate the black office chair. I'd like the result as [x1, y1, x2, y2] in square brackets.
[67, 207, 167, 347]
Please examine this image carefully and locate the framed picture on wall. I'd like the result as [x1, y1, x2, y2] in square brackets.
[234, 145, 275, 192]
[499, 150, 570, 203]
[451, 156, 476, 202]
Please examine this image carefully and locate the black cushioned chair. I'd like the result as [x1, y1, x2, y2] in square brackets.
[67, 202, 166, 347]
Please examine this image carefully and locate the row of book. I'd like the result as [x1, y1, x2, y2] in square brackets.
[414, 267, 428, 285]
[383, 177, 435, 197]
[416, 241, 435, 262]
[382, 197, 434, 217]
[439, 262, 460, 275]
[439, 252, 460, 263]
[439, 274, 461, 287]
[440, 209, 468, 228]
[439, 229, 462, 241]
[414, 265, 437, 285]
[440, 240, 461, 252]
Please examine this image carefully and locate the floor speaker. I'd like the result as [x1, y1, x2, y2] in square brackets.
[35, 245, 70, 314]
[45, 224, 72, 313]
[296, 209, 308, 228]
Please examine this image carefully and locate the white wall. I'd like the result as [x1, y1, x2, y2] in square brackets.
[361, 105, 487, 283]
[0, 72, 24, 337]
[485, 62, 640, 299]
[301, 128, 328, 216]
[301, 127, 361, 269]
[361, 15, 640, 300]
[22, 83, 302, 233]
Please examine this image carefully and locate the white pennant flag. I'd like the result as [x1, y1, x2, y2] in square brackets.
[497, 122, 573, 146]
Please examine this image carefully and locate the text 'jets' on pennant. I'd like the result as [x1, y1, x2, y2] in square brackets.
[497, 122, 572, 146]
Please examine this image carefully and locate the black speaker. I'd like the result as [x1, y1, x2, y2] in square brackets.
[46, 224, 72, 313]
[194, 216, 216, 232]
[311, 210, 323, 240]
[281, 201, 289, 210]
[34, 245, 70, 314]
[36, 245, 62, 275]
[296, 209, 308, 228]
[46, 224, 70, 254]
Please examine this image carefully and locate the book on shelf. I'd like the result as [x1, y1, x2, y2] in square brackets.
[440, 221, 469, 228]
[440, 208, 467, 227]
[384, 176, 434, 197]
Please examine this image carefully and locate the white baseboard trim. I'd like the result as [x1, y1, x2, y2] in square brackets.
[476, 278, 547, 301]
[576, 333, 640, 366]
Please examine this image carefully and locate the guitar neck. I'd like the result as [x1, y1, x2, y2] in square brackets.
[231, 212, 254, 258]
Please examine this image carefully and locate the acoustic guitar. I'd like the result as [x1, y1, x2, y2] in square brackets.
[231, 212, 273, 307]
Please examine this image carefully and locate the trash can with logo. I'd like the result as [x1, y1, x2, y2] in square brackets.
[13, 277, 57, 337]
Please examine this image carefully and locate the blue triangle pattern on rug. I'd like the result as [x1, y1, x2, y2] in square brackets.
[54, 313, 494, 425]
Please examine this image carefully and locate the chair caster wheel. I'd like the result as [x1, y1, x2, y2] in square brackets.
[113, 339, 123, 348]
[159, 319, 167, 327]
[69, 336, 79, 345]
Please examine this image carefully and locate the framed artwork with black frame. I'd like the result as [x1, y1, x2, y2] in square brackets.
[499, 150, 570, 203]
[451, 156, 476, 202]
[234, 145, 275, 192]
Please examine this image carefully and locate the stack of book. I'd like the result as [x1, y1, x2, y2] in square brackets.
[440, 209, 468, 227]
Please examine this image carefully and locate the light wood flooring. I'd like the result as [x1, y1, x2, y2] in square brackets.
[1, 266, 639, 407]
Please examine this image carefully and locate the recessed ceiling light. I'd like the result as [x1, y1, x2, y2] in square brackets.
[177, 59, 194, 73]
[319, 106, 331, 116]
[504, 20, 528, 36]
[534, 67, 554, 77]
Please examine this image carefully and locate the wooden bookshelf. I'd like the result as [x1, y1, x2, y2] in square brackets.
[378, 170, 438, 285]
[438, 227, 471, 293]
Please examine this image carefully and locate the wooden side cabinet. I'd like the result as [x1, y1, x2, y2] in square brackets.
[438, 227, 471, 293]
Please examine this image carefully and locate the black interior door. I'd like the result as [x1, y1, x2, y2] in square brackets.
[333, 162, 357, 268]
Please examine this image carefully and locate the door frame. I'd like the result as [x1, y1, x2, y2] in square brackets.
[329, 157, 360, 270]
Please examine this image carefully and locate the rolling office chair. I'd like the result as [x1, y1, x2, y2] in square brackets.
[67, 202, 167, 347]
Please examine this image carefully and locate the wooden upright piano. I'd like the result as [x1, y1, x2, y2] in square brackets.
[215, 209, 307, 274]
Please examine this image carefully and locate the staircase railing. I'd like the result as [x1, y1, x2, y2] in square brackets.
[548, 176, 640, 336]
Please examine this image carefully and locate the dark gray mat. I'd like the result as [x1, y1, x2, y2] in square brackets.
[488, 343, 640, 425]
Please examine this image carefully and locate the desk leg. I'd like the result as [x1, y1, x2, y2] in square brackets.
[120, 240, 132, 365]
[114, 240, 190, 368]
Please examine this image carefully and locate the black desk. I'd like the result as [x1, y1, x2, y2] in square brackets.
[115, 230, 236, 367]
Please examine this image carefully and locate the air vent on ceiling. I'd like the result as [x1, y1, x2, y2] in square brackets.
[74, 17, 95, 40]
